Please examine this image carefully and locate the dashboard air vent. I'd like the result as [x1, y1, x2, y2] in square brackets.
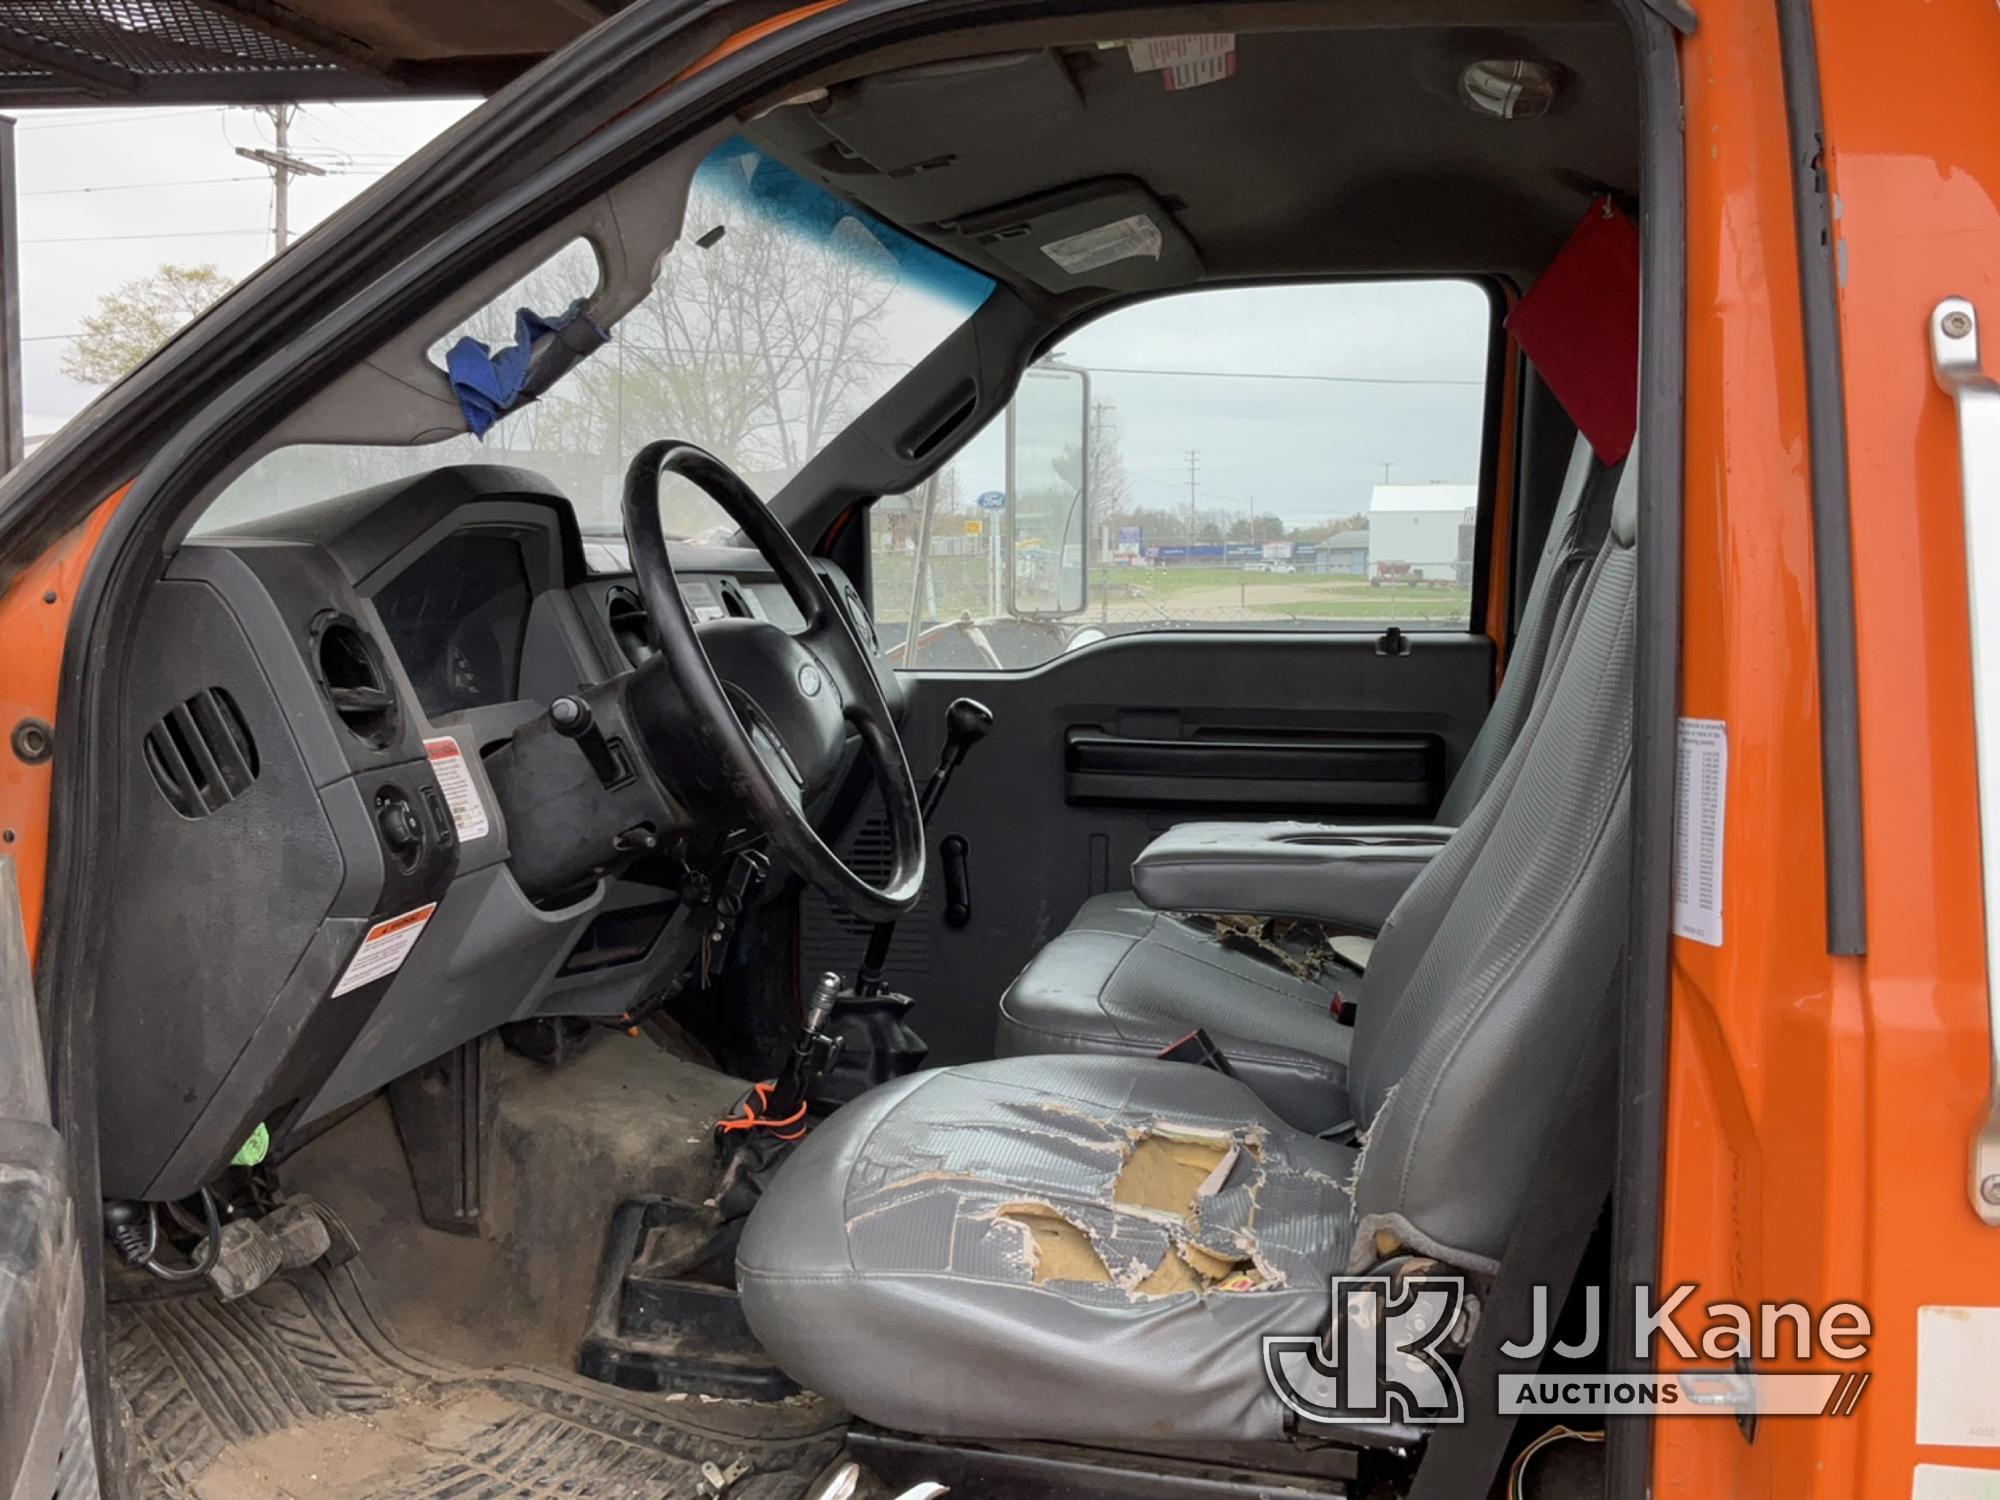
[311, 614, 398, 748]
[606, 585, 658, 667]
[143, 687, 258, 817]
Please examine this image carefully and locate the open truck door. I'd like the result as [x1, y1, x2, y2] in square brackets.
[0, 857, 93, 1500]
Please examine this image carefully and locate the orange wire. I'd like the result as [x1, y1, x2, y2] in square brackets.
[716, 1080, 809, 1133]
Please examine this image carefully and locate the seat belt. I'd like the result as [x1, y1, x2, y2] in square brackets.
[1406, 1002, 1620, 1500]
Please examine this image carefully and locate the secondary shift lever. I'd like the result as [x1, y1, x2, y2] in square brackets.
[798, 699, 993, 1114]
[856, 697, 992, 994]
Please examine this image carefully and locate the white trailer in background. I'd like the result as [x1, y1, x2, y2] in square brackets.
[1367, 483, 1476, 585]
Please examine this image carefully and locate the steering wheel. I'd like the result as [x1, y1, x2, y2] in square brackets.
[621, 440, 924, 923]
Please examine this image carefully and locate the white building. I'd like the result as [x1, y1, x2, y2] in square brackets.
[1367, 484, 1476, 584]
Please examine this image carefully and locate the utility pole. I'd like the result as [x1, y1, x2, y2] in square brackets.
[236, 105, 325, 256]
[1184, 448, 1200, 545]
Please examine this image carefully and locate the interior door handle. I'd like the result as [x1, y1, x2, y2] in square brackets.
[1930, 296, 2000, 1225]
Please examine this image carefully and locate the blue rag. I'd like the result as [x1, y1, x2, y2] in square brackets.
[445, 300, 601, 437]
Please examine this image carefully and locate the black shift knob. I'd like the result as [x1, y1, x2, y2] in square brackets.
[944, 697, 995, 750]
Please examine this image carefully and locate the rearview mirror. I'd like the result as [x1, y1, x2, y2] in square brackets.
[1005, 363, 1090, 617]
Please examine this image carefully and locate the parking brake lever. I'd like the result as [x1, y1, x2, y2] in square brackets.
[855, 698, 992, 995]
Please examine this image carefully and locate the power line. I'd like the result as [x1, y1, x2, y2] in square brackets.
[329, 101, 410, 154]
[18, 107, 223, 131]
[22, 228, 268, 244]
[23, 175, 264, 197]
[1080, 362, 1483, 387]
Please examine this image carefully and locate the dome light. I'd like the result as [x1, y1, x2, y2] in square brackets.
[1459, 59, 1560, 120]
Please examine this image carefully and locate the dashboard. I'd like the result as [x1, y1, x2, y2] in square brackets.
[373, 531, 535, 716]
[94, 462, 892, 1203]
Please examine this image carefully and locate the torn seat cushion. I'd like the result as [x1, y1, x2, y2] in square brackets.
[737, 1055, 1354, 1444]
[995, 894, 1355, 1134]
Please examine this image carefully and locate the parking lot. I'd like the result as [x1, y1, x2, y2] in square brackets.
[873, 554, 1475, 629]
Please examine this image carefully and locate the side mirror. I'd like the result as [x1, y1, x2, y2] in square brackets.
[1005, 363, 1090, 617]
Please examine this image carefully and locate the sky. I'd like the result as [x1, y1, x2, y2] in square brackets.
[9, 99, 477, 436]
[7, 103, 1489, 533]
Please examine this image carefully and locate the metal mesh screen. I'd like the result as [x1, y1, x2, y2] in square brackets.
[0, 0, 334, 74]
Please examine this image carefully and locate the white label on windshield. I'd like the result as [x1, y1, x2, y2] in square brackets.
[332, 904, 437, 997]
[425, 735, 490, 843]
[1041, 215, 1163, 275]
[1163, 52, 1236, 90]
[1126, 33, 1234, 72]
[1672, 717, 1727, 947]
[1126, 34, 1237, 89]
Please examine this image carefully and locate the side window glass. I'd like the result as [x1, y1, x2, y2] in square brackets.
[869, 280, 1492, 671]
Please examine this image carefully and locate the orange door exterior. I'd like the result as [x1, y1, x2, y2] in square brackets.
[1661, 0, 2000, 1495]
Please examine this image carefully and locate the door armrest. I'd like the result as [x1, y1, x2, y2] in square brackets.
[1130, 821, 1450, 931]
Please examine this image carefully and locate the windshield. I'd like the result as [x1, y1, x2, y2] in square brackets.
[197, 135, 994, 542]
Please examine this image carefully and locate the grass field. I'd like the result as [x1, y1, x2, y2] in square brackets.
[872, 551, 1473, 631]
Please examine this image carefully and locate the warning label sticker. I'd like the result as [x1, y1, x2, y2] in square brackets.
[1041, 214, 1164, 275]
[1125, 34, 1237, 90]
[424, 735, 490, 843]
[1672, 718, 1728, 947]
[332, 903, 437, 997]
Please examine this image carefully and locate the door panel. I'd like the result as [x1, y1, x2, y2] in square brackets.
[0, 859, 91, 1500]
[805, 630, 1491, 1068]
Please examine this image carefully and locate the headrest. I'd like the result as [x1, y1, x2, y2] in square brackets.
[1506, 200, 1640, 463]
[1610, 446, 1639, 548]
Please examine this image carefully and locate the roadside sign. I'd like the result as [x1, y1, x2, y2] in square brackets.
[976, 490, 1007, 510]
[965, 518, 983, 535]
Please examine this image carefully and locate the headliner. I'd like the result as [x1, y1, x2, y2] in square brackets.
[744, 18, 1640, 304]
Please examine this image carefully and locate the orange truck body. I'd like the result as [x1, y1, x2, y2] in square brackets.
[3, 3, 2000, 1494]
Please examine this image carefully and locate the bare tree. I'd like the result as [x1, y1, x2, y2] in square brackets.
[434, 197, 899, 529]
[1088, 399, 1134, 518]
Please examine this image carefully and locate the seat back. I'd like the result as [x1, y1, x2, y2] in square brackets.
[1344, 457, 1637, 1273]
[1437, 434, 1617, 825]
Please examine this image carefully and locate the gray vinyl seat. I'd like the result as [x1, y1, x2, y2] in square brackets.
[993, 437, 1621, 1131]
[736, 462, 1637, 1444]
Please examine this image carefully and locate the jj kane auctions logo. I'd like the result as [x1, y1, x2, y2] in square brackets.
[1263, 1279, 1872, 1425]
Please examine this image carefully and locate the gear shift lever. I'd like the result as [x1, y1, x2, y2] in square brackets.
[919, 697, 995, 821]
[796, 698, 995, 1114]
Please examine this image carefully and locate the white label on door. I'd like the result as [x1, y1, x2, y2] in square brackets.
[332, 903, 437, 997]
[424, 735, 490, 843]
[1916, 1466, 2000, 1500]
[1919, 1306, 2000, 1448]
[1672, 717, 1728, 946]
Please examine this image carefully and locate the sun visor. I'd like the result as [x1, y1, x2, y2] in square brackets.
[952, 179, 1203, 295]
[813, 52, 1084, 176]
[1505, 199, 1639, 462]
